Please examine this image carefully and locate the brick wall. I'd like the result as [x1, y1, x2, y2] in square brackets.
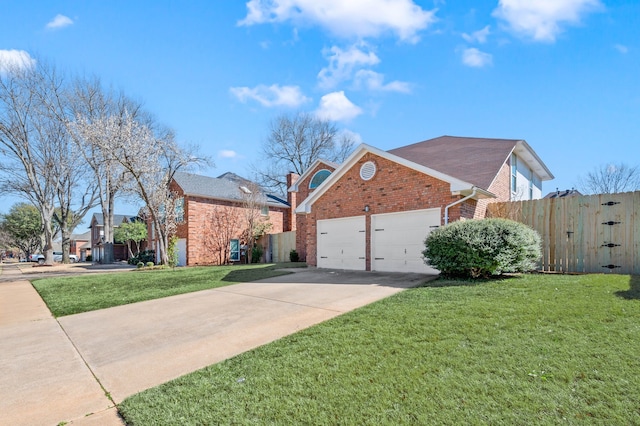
[474, 162, 511, 219]
[294, 163, 336, 261]
[302, 153, 475, 268]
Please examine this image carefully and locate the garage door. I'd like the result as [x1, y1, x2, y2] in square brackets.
[317, 216, 366, 270]
[371, 209, 440, 273]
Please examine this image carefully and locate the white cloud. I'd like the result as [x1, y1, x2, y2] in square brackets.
[239, 0, 437, 43]
[0, 50, 36, 74]
[230, 84, 310, 107]
[461, 48, 493, 67]
[354, 70, 411, 93]
[493, 0, 602, 42]
[315, 91, 363, 122]
[338, 129, 364, 145]
[46, 14, 74, 29]
[614, 44, 628, 54]
[218, 150, 238, 159]
[462, 25, 491, 44]
[318, 45, 380, 88]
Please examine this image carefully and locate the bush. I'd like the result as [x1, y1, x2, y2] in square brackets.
[128, 250, 155, 265]
[86, 255, 92, 262]
[289, 249, 299, 262]
[137, 262, 144, 269]
[251, 245, 263, 263]
[423, 218, 541, 279]
[146, 261, 155, 268]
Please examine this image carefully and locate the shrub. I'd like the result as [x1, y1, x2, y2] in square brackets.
[86, 255, 92, 262]
[168, 235, 179, 268]
[423, 218, 541, 279]
[251, 245, 263, 263]
[146, 261, 155, 268]
[128, 250, 155, 265]
[137, 262, 144, 269]
[289, 249, 299, 262]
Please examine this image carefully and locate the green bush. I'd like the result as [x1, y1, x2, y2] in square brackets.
[423, 218, 541, 279]
[146, 261, 155, 268]
[137, 262, 144, 269]
[289, 249, 299, 262]
[251, 245, 263, 263]
[128, 250, 155, 265]
[86, 254, 92, 262]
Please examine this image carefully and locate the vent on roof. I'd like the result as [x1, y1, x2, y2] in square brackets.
[240, 186, 252, 194]
[360, 161, 377, 181]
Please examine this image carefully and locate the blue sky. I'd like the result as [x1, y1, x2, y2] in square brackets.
[1, 0, 639, 215]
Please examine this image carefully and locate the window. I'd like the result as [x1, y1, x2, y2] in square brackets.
[528, 171, 534, 200]
[230, 239, 240, 262]
[511, 154, 517, 194]
[175, 198, 184, 222]
[261, 206, 269, 216]
[309, 169, 331, 189]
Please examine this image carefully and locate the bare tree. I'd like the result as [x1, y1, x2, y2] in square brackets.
[253, 112, 355, 193]
[0, 59, 62, 265]
[579, 163, 640, 194]
[240, 182, 272, 263]
[203, 205, 239, 265]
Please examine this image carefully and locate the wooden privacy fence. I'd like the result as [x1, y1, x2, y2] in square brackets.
[487, 191, 640, 274]
[258, 231, 296, 263]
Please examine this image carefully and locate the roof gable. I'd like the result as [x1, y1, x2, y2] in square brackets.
[296, 144, 494, 214]
[389, 135, 553, 190]
[288, 159, 339, 192]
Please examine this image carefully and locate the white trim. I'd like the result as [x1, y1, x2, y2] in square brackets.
[288, 159, 340, 192]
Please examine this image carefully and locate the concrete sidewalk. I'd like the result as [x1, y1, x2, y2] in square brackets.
[1, 268, 433, 424]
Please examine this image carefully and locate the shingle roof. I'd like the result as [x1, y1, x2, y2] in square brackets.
[388, 136, 521, 190]
[173, 172, 289, 208]
[90, 213, 133, 227]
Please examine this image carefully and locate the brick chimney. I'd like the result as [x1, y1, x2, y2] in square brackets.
[285, 172, 300, 231]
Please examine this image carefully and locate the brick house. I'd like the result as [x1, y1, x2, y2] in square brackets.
[165, 171, 292, 266]
[89, 213, 137, 262]
[290, 136, 553, 273]
[69, 230, 91, 261]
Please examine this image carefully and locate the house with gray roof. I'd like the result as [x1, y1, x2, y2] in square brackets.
[166, 171, 294, 266]
[89, 213, 138, 262]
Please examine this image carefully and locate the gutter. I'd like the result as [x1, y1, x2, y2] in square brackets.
[444, 187, 478, 225]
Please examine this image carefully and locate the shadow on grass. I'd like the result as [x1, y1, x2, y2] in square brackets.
[221, 265, 294, 283]
[418, 274, 521, 288]
[615, 275, 640, 300]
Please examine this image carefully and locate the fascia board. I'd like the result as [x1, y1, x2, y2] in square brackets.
[287, 159, 339, 192]
[514, 140, 555, 180]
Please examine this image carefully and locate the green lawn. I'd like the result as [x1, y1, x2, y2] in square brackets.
[32, 263, 302, 317]
[119, 274, 640, 425]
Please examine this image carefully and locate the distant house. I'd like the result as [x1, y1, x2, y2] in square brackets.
[151, 171, 294, 266]
[89, 213, 138, 262]
[69, 230, 91, 261]
[289, 135, 554, 273]
[544, 189, 582, 199]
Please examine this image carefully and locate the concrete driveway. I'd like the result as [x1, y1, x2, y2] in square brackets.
[1, 267, 434, 425]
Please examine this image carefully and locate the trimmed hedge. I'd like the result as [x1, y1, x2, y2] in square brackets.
[423, 218, 541, 279]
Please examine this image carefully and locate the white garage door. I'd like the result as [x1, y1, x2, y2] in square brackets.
[371, 209, 440, 274]
[317, 216, 366, 270]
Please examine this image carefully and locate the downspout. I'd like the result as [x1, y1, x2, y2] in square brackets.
[444, 187, 478, 225]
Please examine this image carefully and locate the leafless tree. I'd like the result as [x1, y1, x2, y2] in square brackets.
[579, 163, 640, 194]
[203, 205, 239, 265]
[253, 112, 355, 193]
[0, 59, 63, 265]
[240, 182, 272, 263]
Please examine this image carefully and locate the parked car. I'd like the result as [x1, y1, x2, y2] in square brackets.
[29, 252, 79, 264]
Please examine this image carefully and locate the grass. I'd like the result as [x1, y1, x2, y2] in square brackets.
[119, 273, 640, 425]
[32, 263, 303, 317]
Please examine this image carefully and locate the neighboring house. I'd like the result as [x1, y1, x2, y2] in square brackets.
[69, 230, 91, 261]
[161, 171, 293, 266]
[89, 213, 137, 262]
[289, 135, 553, 274]
[544, 189, 582, 199]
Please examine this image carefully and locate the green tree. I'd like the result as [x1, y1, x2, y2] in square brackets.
[0, 203, 43, 259]
[114, 220, 147, 258]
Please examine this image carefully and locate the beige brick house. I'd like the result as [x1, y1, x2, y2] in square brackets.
[289, 136, 553, 273]
[167, 171, 292, 266]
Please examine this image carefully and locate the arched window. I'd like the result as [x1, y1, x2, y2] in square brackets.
[309, 169, 331, 189]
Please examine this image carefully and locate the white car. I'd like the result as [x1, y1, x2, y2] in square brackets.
[29, 252, 79, 264]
